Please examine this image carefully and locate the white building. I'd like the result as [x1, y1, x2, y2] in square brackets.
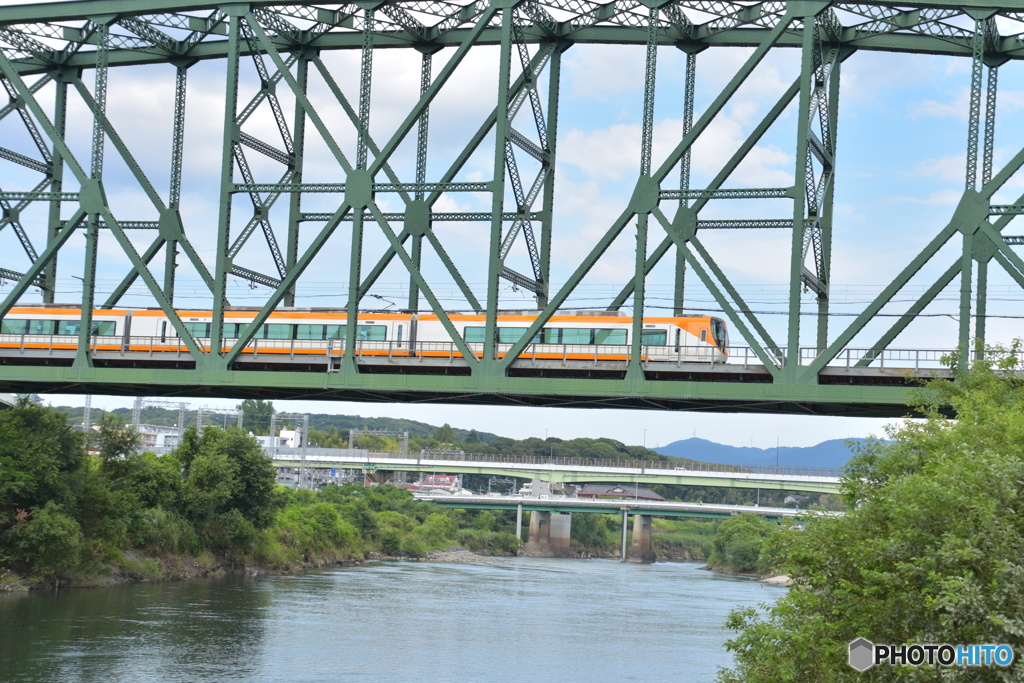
[137, 423, 182, 451]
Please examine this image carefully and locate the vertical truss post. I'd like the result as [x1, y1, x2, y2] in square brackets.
[959, 13, 990, 369]
[408, 49, 433, 311]
[674, 50, 696, 317]
[285, 53, 309, 308]
[211, 11, 243, 365]
[785, 13, 817, 375]
[537, 42, 564, 309]
[976, 57, 998, 352]
[165, 64, 188, 305]
[44, 78, 68, 305]
[484, 5, 515, 369]
[75, 21, 110, 369]
[343, 9, 375, 373]
[965, 18, 985, 193]
[629, 5, 659, 377]
[959, 231, 974, 370]
[816, 48, 841, 350]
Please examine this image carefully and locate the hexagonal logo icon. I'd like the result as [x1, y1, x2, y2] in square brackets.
[849, 638, 875, 672]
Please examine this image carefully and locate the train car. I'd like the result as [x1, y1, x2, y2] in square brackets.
[0, 306, 728, 363]
[0, 306, 127, 352]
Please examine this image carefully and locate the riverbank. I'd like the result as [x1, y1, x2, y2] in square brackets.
[698, 564, 793, 586]
[0, 544, 514, 593]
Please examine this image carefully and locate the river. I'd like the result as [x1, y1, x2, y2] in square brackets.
[0, 558, 782, 682]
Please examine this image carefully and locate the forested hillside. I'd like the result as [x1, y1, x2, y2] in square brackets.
[49, 404, 501, 444]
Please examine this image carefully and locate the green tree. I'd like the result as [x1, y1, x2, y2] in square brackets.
[174, 427, 281, 534]
[0, 399, 84, 524]
[570, 512, 608, 548]
[431, 423, 455, 444]
[238, 399, 274, 435]
[95, 413, 142, 460]
[719, 347, 1024, 681]
[6, 502, 81, 575]
[708, 513, 772, 573]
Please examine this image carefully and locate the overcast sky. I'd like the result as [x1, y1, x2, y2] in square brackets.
[5, 4, 1023, 448]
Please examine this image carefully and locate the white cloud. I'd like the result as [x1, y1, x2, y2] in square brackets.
[903, 154, 965, 182]
[889, 189, 962, 205]
[911, 89, 970, 121]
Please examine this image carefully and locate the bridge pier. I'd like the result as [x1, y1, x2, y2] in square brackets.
[522, 511, 573, 557]
[623, 513, 656, 564]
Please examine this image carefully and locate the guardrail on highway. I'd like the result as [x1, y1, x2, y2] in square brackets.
[266, 447, 844, 479]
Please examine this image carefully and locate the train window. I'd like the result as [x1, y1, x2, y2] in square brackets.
[594, 329, 627, 345]
[55, 320, 80, 335]
[182, 322, 211, 338]
[464, 327, 536, 344]
[296, 324, 326, 340]
[1, 319, 28, 334]
[711, 319, 727, 348]
[641, 330, 667, 346]
[560, 328, 592, 344]
[93, 321, 116, 336]
[498, 328, 532, 343]
[327, 325, 344, 339]
[28, 320, 56, 335]
[700, 329, 707, 342]
[357, 325, 386, 341]
[674, 329, 681, 351]
[397, 325, 403, 343]
[262, 324, 293, 340]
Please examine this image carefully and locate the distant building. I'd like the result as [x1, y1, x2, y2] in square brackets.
[255, 435, 291, 450]
[137, 423, 182, 451]
[575, 484, 665, 501]
[403, 475, 475, 497]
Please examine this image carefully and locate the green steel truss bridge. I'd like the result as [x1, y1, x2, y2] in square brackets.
[0, 0, 1021, 416]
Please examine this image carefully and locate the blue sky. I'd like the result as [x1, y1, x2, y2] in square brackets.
[3, 4, 1024, 447]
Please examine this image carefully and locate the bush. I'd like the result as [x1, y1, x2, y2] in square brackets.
[378, 528, 402, 556]
[399, 535, 427, 558]
[7, 502, 81, 575]
[413, 513, 457, 549]
[709, 514, 772, 573]
[129, 507, 199, 554]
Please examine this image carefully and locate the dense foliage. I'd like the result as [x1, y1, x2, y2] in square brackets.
[719, 349, 1024, 681]
[707, 513, 773, 574]
[0, 404, 521, 587]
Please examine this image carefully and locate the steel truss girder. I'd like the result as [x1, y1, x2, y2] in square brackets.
[0, 1, 1023, 415]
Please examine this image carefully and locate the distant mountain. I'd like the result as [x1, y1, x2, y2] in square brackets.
[654, 437, 870, 470]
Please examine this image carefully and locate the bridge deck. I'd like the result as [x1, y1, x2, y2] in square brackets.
[414, 493, 823, 520]
[271, 450, 843, 494]
[0, 341, 955, 417]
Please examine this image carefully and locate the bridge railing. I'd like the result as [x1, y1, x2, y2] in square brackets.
[267, 446, 843, 479]
[0, 331, 993, 374]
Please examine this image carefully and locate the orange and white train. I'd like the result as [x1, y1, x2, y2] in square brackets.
[0, 306, 729, 362]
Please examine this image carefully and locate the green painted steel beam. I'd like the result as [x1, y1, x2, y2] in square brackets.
[0, 363, 915, 418]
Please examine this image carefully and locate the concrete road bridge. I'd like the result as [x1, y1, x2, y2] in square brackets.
[416, 493, 828, 562]
[0, 0, 1021, 417]
[269, 448, 843, 494]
